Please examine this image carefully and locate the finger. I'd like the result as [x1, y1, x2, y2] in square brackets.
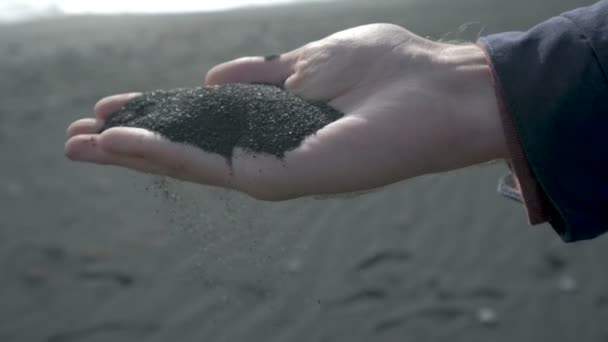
[66, 118, 103, 138]
[65, 134, 179, 175]
[98, 127, 233, 187]
[205, 53, 297, 86]
[94, 93, 142, 120]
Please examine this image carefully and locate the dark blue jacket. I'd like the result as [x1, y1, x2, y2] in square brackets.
[480, 1, 608, 242]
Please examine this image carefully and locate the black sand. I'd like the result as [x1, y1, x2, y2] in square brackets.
[99, 84, 343, 160]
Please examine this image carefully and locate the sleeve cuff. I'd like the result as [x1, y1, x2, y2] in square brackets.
[478, 41, 557, 226]
[476, 1, 608, 242]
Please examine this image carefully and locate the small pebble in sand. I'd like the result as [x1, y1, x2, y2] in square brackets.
[477, 307, 499, 326]
[22, 268, 50, 286]
[285, 258, 302, 274]
[90, 177, 113, 193]
[558, 275, 579, 293]
[5, 181, 23, 197]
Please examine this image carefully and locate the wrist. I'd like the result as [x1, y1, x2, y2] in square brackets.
[437, 43, 509, 164]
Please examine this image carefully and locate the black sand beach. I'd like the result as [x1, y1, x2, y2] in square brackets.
[1, 0, 606, 341]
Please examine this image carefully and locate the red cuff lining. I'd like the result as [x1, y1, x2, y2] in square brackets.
[477, 41, 554, 225]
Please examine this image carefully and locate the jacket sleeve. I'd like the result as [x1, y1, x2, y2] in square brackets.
[478, 0, 608, 242]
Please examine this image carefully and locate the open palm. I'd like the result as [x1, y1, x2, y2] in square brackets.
[65, 24, 505, 200]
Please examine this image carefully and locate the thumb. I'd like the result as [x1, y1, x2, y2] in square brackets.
[205, 53, 297, 86]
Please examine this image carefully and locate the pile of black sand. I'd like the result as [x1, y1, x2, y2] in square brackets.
[99, 84, 344, 161]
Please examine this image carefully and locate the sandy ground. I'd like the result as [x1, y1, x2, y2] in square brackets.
[1, 0, 607, 341]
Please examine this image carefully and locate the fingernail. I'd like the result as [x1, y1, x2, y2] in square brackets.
[264, 54, 280, 61]
[127, 92, 142, 99]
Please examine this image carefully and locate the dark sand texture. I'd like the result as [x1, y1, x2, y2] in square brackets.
[100, 84, 343, 160]
[1, 1, 607, 342]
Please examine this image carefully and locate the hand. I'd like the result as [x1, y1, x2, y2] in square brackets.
[65, 24, 507, 200]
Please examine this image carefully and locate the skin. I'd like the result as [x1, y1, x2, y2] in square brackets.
[65, 23, 508, 200]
